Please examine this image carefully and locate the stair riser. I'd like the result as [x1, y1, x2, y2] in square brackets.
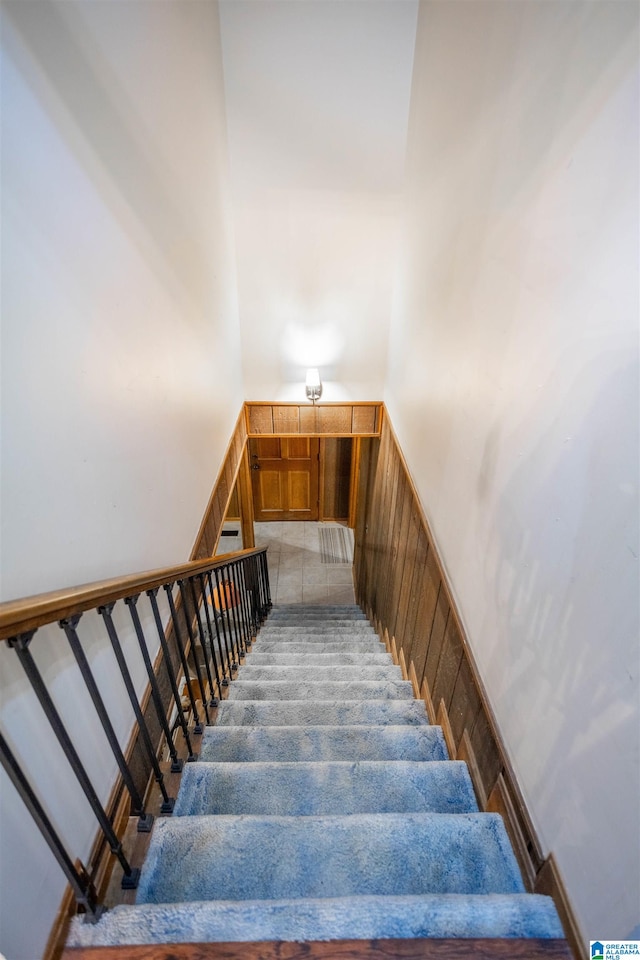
[254, 641, 385, 652]
[238, 666, 401, 682]
[68, 894, 566, 946]
[199, 725, 448, 762]
[264, 615, 371, 630]
[268, 610, 369, 624]
[263, 627, 372, 633]
[227, 680, 414, 701]
[246, 652, 393, 666]
[214, 700, 431, 727]
[173, 761, 478, 817]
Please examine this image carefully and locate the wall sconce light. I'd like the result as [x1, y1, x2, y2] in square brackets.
[305, 368, 322, 403]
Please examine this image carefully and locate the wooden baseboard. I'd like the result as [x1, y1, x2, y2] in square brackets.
[456, 729, 487, 810]
[436, 698, 456, 761]
[420, 678, 436, 725]
[398, 646, 409, 681]
[408, 661, 421, 700]
[535, 855, 586, 960]
[487, 774, 536, 891]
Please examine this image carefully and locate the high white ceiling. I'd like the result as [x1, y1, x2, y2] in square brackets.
[217, 1, 419, 399]
[219, 0, 419, 194]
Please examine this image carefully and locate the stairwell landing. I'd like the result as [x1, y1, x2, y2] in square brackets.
[68, 603, 563, 948]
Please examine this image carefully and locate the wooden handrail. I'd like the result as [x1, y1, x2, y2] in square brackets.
[0, 547, 267, 641]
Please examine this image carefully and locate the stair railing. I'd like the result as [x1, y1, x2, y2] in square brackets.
[0, 547, 271, 922]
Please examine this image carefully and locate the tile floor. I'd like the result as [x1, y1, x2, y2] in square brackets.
[254, 521, 356, 605]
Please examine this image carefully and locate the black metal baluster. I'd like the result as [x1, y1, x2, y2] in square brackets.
[261, 550, 272, 612]
[254, 553, 265, 618]
[147, 588, 198, 761]
[163, 584, 204, 735]
[233, 560, 249, 653]
[99, 605, 175, 814]
[197, 574, 224, 694]
[0, 730, 104, 921]
[211, 566, 235, 675]
[59, 615, 153, 832]
[187, 577, 218, 707]
[247, 554, 260, 631]
[254, 553, 265, 619]
[124, 596, 184, 774]
[227, 561, 245, 658]
[177, 581, 211, 725]
[205, 570, 231, 685]
[238, 559, 254, 648]
[213, 567, 238, 670]
[7, 632, 139, 889]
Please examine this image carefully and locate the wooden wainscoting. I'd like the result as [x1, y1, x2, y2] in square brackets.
[353, 419, 584, 960]
[245, 402, 382, 438]
[192, 408, 252, 559]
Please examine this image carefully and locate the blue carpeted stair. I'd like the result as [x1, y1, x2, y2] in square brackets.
[68, 603, 563, 947]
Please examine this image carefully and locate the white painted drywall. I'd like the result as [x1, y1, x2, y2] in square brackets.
[0, 2, 242, 957]
[219, 0, 418, 401]
[386, 0, 639, 940]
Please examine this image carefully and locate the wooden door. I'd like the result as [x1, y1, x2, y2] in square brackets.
[250, 437, 320, 521]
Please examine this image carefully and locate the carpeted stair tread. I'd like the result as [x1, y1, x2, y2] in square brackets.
[198, 724, 448, 761]
[260, 620, 378, 637]
[173, 760, 477, 816]
[69, 894, 564, 946]
[269, 605, 366, 616]
[227, 679, 414, 701]
[238, 664, 401, 682]
[267, 616, 368, 623]
[263, 619, 372, 627]
[214, 700, 430, 727]
[136, 812, 524, 903]
[246, 651, 393, 666]
[254, 641, 386, 655]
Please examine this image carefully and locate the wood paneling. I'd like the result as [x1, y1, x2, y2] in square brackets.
[247, 405, 274, 435]
[353, 414, 580, 956]
[246, 403, 382, 437]
[273, 405, 300, 433]
[317, 405, 352, 434]
[62, 939, 574, 960]
[321, 438, 353, 521]
[352, 405, 378, 434]
[192, 408, 248, 560]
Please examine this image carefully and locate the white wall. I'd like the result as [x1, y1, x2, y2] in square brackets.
[219, 0, 417, 401]
[0, 2, 242, 957]
[386, 0, 639, 941]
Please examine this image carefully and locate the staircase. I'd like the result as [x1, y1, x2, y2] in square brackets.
[67, 604, 563, 949]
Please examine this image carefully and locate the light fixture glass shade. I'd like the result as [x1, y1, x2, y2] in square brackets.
[305, 368, 322, 402]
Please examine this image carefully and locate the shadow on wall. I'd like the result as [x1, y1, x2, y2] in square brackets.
[484, 357, 639, 936]
[3, 0, 213, 309]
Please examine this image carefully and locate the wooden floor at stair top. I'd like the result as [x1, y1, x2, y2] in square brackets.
[63, 937, 573, 960]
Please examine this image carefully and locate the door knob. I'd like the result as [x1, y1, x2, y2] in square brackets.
[251, 463, 260, 470]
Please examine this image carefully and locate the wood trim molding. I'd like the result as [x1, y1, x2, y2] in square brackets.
[62, 939, 573, 960]
[191, 406, 248, 560]
[487, 774, 536, 891]
[436, 698, 456, 762]
[535, 855, 587, 960]
[457, 729, 488, 811]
